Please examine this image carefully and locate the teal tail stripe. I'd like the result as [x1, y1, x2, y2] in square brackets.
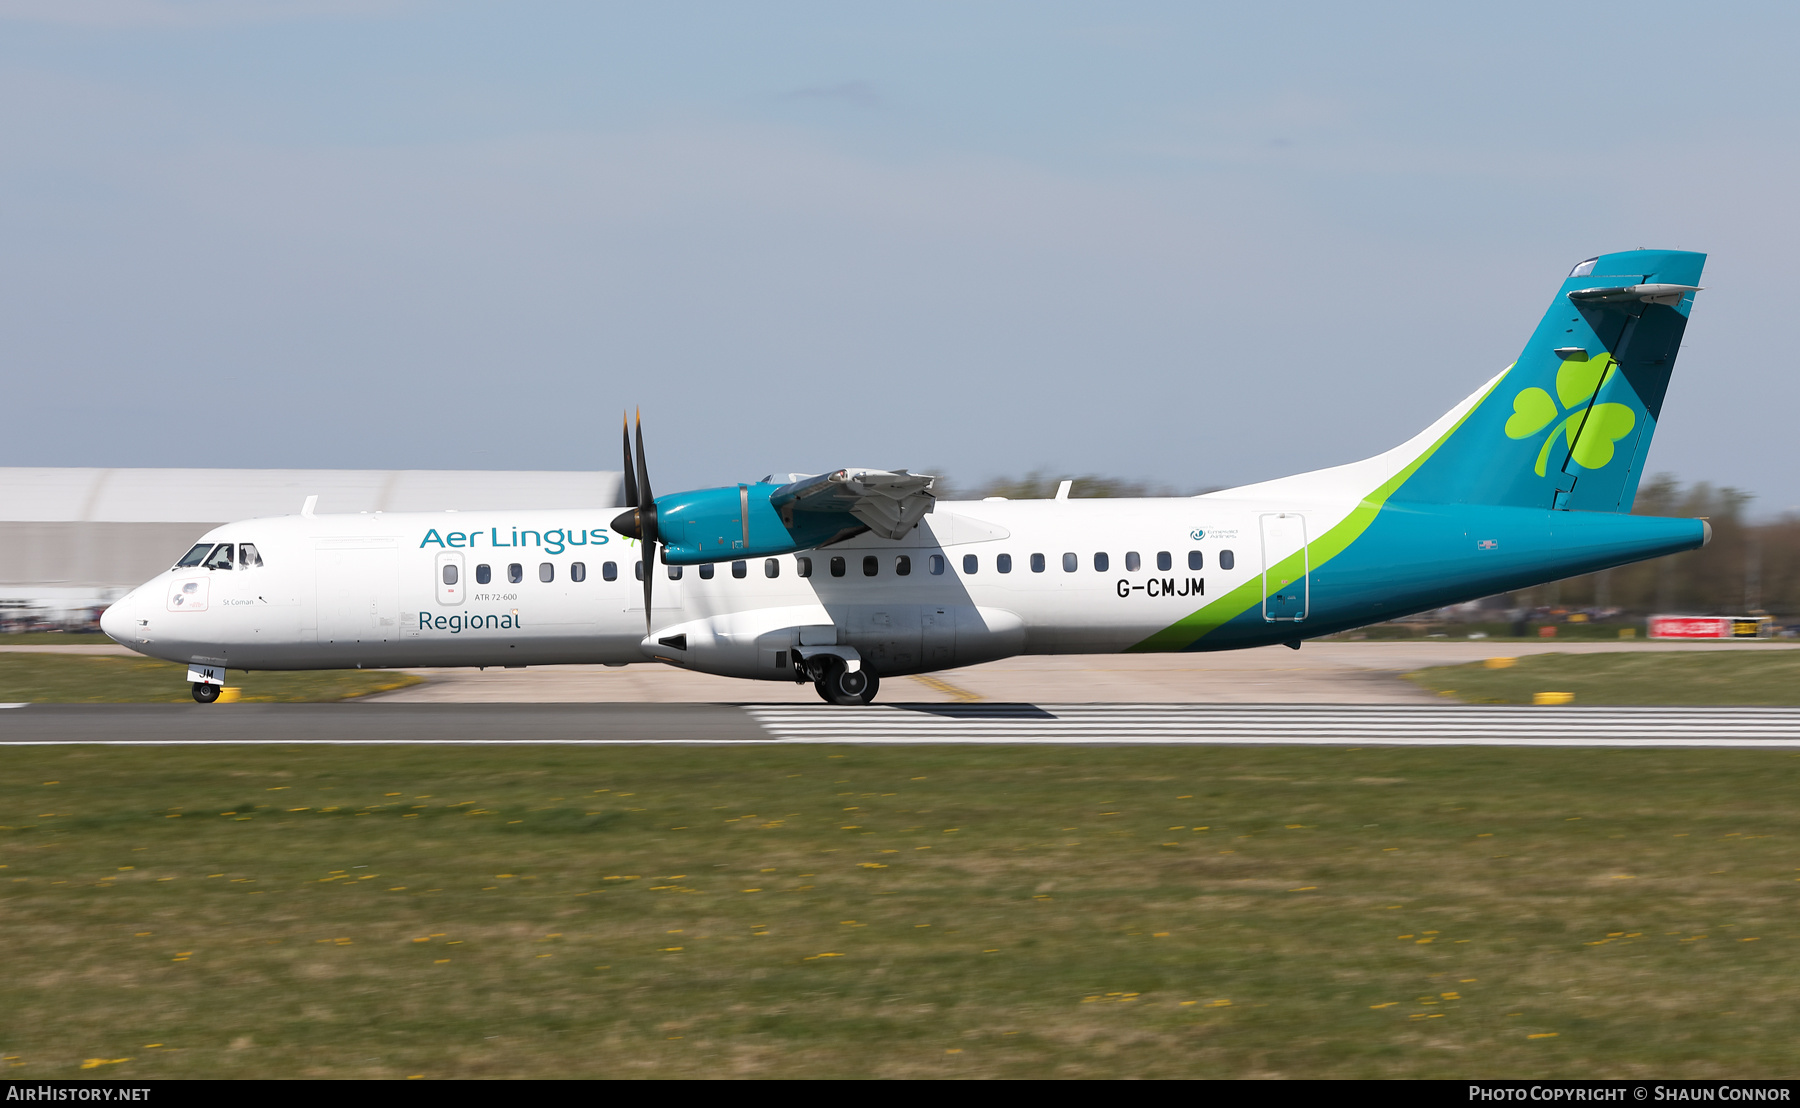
[1395, 249, 1704, 514]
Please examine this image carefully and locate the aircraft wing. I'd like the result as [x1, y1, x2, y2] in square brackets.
[769, 469, 937, 541]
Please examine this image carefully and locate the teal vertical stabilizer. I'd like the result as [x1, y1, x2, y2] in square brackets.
[1396, 249, 1704, 513]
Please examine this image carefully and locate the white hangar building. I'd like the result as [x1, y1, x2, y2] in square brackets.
[0, 468, 624, 629]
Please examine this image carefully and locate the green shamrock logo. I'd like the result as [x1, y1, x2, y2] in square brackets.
[1503, 354, 1637, 476]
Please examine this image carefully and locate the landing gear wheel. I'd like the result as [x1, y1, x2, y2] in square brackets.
[191, 682, 220, 704]
[814, 664, 879, 706]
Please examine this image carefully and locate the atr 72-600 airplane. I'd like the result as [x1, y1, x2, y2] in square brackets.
[102, 249, 1709, 705]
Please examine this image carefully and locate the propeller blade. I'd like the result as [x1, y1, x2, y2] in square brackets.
[621, 413, 638, 511]
[642, 543, 655, 636]
[611, 413, 643, 539]
[634, 410, 655, 516]
[634, 410, 658, 635]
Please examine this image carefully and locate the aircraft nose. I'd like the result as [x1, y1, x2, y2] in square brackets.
[100, 592, 135, 643]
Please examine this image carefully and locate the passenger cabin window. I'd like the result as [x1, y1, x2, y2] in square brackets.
[699, 564, 715, 580]
[239, 544, 263, 568]
[863, 556, 878, 577]
[508, 563, 524, 584]
[732, 560, 748, 579]
[476, 564, 492, 585]
[175, 543, 212, 568]
[1157, 551, 1172, 572]
[1219, 550, 1235, 571]
[602, 561, 618, 582]
[1030, 553, 1045, 573]
[539, 562, 554, 583]
[1188, 550, 1204, 571]
[963, 554, 978, 575]
[634, 561, 644, 581]
[1124, 551, 1140, 572]
[829, 557, 845, 578]
[571, 562, 586, 583]
[929, 555, 946, 575]
[796, 557, 812, 578]
[997, 553, 1012, 573]
[1062, 552, 1078, 573]
[766, 558, 781, 579]
[203, 544, 233, 571]
[668, 564, 683, 580]
[895, 555, 911, 576]
[1093, 552, 1109, 572]
[442, 564, 458, 586]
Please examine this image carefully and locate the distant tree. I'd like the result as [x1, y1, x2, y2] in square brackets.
[1516, 474, 1775, 616]
[936, 468, 1216, 500]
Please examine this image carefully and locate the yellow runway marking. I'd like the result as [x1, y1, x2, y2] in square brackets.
[909, 674, 983, 702]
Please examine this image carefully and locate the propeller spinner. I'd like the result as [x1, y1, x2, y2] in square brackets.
[609, 410, 660, 633]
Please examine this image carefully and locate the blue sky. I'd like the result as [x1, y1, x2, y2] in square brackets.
[3, 2, 1798, 509]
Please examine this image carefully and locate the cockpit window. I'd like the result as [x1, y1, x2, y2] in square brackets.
[239, 543, 263, 568]
[203, 544, 234, 570]
[1568, 257, 1598, 278]
[175, 543, 213, 568]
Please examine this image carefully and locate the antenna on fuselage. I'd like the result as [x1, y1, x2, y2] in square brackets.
[301, 495, 317, 517]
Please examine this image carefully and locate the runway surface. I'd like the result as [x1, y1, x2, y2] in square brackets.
[6, 702, 1800, 747]
[372, 639, 1800, 704]
[10, 640, 1798, 706]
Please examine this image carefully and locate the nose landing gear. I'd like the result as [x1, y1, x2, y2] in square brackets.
[191, 682, 220, 704]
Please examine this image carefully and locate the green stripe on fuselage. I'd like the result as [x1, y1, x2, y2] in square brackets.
[1127, 374, 1506, 652]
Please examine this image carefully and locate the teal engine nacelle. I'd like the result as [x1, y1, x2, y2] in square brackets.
[614, 469, 937, 566]
[651, 481, 858, 564]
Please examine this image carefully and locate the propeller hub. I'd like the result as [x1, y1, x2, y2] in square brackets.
[611, 504, 658, 544]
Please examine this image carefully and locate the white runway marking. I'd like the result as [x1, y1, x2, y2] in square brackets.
[0, 703, 26, 709]
[6, 704, 1800, 747]
[744, 704, 1800, 747]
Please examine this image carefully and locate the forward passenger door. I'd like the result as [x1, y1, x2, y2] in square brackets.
[314, 539, 401, 647]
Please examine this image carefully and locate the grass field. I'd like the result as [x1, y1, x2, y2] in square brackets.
[1326, 620, 1654, 642]
[0, 653, 421, 703]
[3, 743, 1798, 1078]
[1409, 650, 1800, 706]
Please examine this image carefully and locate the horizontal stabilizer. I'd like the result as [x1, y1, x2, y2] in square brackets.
[1568, 283, 1702, 307]
[770, 469, 937, 541]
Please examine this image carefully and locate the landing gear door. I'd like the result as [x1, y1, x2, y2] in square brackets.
[435, 552, 465, 606]
[1260, 513, 1308, 622]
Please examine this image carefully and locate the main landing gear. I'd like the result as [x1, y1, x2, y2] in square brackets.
[191, 682, 220, 704]
[812, 658, 880, 706]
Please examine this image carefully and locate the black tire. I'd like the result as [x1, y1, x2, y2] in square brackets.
[815, 663, 879, 706]
[192, 682, 220, 704]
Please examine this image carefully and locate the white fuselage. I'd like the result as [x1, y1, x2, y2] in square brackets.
[99, 498, 1267, 679]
